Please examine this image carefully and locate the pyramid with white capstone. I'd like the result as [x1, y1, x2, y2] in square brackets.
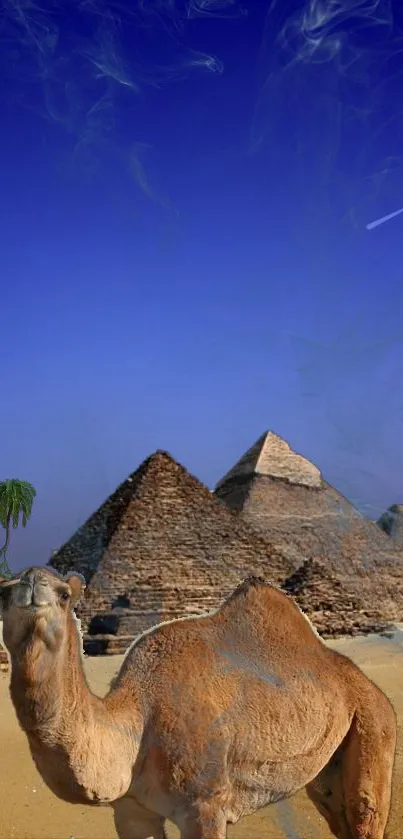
[214, 430, 403, 585]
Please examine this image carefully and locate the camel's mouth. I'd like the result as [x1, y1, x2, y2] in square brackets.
[15, 579, 55, 610]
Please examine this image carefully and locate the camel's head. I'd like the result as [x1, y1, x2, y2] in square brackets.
[0, 566, 86, 656]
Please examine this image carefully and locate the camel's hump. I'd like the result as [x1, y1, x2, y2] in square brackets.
[226, 575, 272, 597]
[220, 574, 308, 622]
[122, 577, 276, 658]
[221, 575, 280, 609]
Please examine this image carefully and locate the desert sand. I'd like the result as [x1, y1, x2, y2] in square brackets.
[0, 631, 402, 839]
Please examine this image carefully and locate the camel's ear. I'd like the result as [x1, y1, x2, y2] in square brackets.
[64, 573, 86, 607]
[0, 577, 20, 612]
[0, 577, 20, 588]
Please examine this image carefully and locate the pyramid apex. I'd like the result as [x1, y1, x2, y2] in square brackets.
[146, 449, 177, 465]
[215, 430, 322, 490]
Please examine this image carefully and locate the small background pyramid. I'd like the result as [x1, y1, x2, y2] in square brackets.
[377, 505, 403, 545]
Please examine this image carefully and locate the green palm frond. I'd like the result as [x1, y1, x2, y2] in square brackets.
[0, 479, 36, 530]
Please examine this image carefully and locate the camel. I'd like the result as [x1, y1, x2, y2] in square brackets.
[0, 566, 396, 839]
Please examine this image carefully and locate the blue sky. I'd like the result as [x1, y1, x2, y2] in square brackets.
[1, 0, 403, 570]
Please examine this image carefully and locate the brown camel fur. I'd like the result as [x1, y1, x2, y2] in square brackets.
[0, 566, 396, 839]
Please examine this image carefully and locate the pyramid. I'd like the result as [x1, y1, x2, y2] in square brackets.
[49, 451, 296, 654]
[215, 431, 403, 579]
[282, 559, 393, 638]
[377, 504, 403, 544]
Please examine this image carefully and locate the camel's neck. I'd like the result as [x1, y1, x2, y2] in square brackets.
[9, 615, 142, 804]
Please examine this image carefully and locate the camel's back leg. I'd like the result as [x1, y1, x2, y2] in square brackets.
[341, 697, 396, 839]
[113, 796, 167, 839]
[307, 689, 396, 839]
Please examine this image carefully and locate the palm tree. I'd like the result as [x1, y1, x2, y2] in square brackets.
[0, 479, 36, 576]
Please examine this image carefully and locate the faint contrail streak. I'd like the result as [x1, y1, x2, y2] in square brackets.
[366, 207, 403, 230]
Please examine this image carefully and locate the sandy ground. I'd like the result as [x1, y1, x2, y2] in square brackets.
[0, 631, 402, 839]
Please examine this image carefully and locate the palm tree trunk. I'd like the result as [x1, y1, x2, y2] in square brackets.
[0, 523, 12, 576]
[0, 523, 10, 557]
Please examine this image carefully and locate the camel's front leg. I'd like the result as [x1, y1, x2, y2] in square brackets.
[113, 796, 167, 839]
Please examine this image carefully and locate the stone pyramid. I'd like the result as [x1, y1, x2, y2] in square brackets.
[377, 504, 403, 544]
[215, 431, 403, 578]
[282, 559, 392, 637]
[49, 451, 295, 654]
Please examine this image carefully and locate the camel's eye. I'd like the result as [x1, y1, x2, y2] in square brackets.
[59, 590, 70, 603]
